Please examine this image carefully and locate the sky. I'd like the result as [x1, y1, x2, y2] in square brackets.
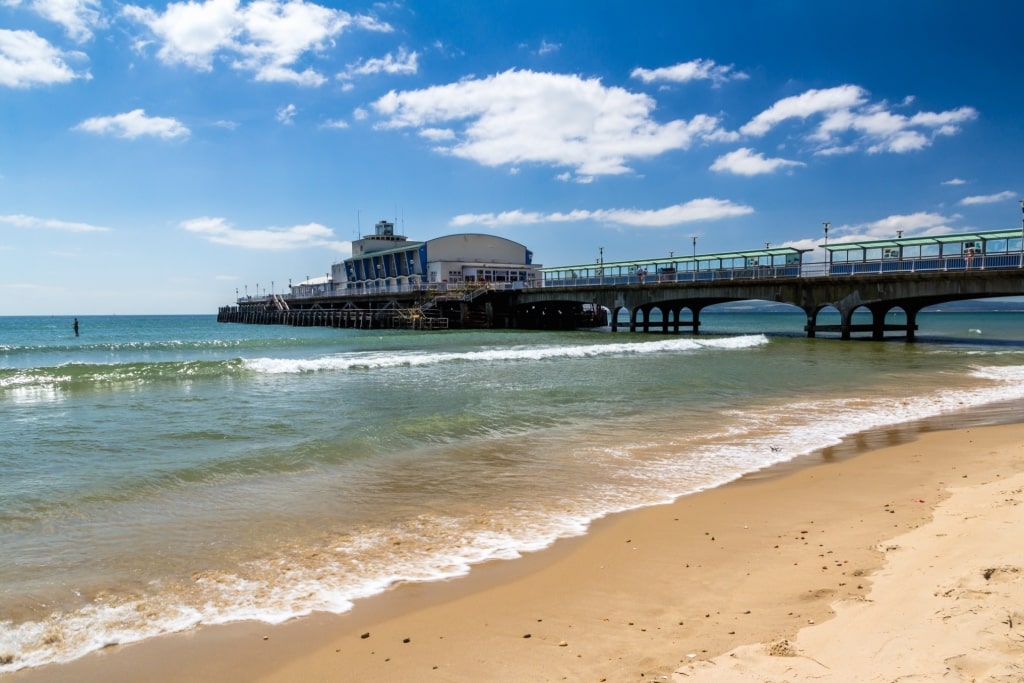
[2, 0, 1023, 315]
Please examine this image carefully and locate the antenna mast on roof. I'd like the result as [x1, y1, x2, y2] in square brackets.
[357, 210, 361, 238]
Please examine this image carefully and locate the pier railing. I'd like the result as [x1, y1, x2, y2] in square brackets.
[542, 252, 1024, 288]
[825, 252, 1024, 276]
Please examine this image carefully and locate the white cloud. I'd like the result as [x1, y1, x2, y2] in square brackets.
[180, 216, 350, 252]
[0, 29, 88, 87]
[340, 46, 418, 79]
[276, 103, 297, 124]
[741, 85, 868, 137]
[319, 118, 348, 129]
[121, 0, 241, 71]
[0, 213, 111, 232]
[942, 177, 967, 186]
[73, 109, 190, 139]
[959, 190, 1017, 205]
[741, 85, 978, 155]
[829, 212, 959, 242]
[21, 0, 106, 42]
[450, 198, 753, 228]
[418, 127, 455, 141]
[372, 69, 730, 179]
[710, 147, 805, 176]
[121, 0, 391, 85]
[537, 40, 560, 56]
[631, 58, 747, 86]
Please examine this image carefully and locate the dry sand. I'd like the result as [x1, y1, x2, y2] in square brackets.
[11, 422, 1024, 683]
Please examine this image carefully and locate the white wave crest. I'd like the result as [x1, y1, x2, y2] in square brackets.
[242, 334, 769, 374]
[969, 365, 1024, 382]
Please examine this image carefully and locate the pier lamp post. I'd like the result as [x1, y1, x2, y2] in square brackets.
[823, 221, 830, 275]
[599, 246, 604, 284]
[1020, 199, 1024, 255]
[691, 236, 698, 280]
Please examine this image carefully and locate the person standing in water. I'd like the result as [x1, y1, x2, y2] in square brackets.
[73, 318, 79, 337]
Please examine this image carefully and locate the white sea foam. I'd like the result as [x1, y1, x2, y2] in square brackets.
[242, 334, 769, 374]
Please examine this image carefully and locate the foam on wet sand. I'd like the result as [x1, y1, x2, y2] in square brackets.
[11, 423, 1023, 682]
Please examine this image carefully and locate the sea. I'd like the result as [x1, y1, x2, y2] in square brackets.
[2, 309, 1024, 673]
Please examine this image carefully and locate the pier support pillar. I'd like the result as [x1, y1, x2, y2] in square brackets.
[804, 307, 817, 338]
[905, 307, 919, 342]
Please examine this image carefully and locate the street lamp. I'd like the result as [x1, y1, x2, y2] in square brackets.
[822, 221, 830, 275]
[691, 235, 697, 257]
[1020, 199, 1024, 253]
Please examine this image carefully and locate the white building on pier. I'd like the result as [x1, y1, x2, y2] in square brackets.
[328, 220, 539, 292]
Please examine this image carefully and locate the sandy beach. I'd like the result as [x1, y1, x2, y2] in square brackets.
[10, 421, 1023, 683]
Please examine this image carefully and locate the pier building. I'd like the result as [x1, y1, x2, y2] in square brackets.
[331, 220, 538, 292]
[220, 222, 564, 330]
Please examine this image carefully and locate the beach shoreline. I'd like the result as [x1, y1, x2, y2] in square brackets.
[8, 418, 1023, 682]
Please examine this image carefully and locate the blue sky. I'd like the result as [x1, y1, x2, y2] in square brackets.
[2, 0, 1023, 315]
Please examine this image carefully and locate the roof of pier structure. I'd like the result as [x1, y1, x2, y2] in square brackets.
[538, 246, 806, 274]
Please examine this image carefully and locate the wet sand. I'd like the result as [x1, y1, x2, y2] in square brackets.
[10, 422, 1024, 682]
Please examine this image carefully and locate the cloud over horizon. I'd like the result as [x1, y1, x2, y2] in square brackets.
[180, 216, 350, 252]
[450, 198, 754, 229]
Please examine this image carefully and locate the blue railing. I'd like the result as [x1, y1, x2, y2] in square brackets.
[828, 253, 1024, 276]
[541, 265, 804, 288]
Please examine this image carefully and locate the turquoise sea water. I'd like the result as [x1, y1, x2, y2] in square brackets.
[2, 311, 1023, 672]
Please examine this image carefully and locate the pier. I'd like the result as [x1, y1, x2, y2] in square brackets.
[218, 283, 605, 331]
[219, 228, 1024, 340]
